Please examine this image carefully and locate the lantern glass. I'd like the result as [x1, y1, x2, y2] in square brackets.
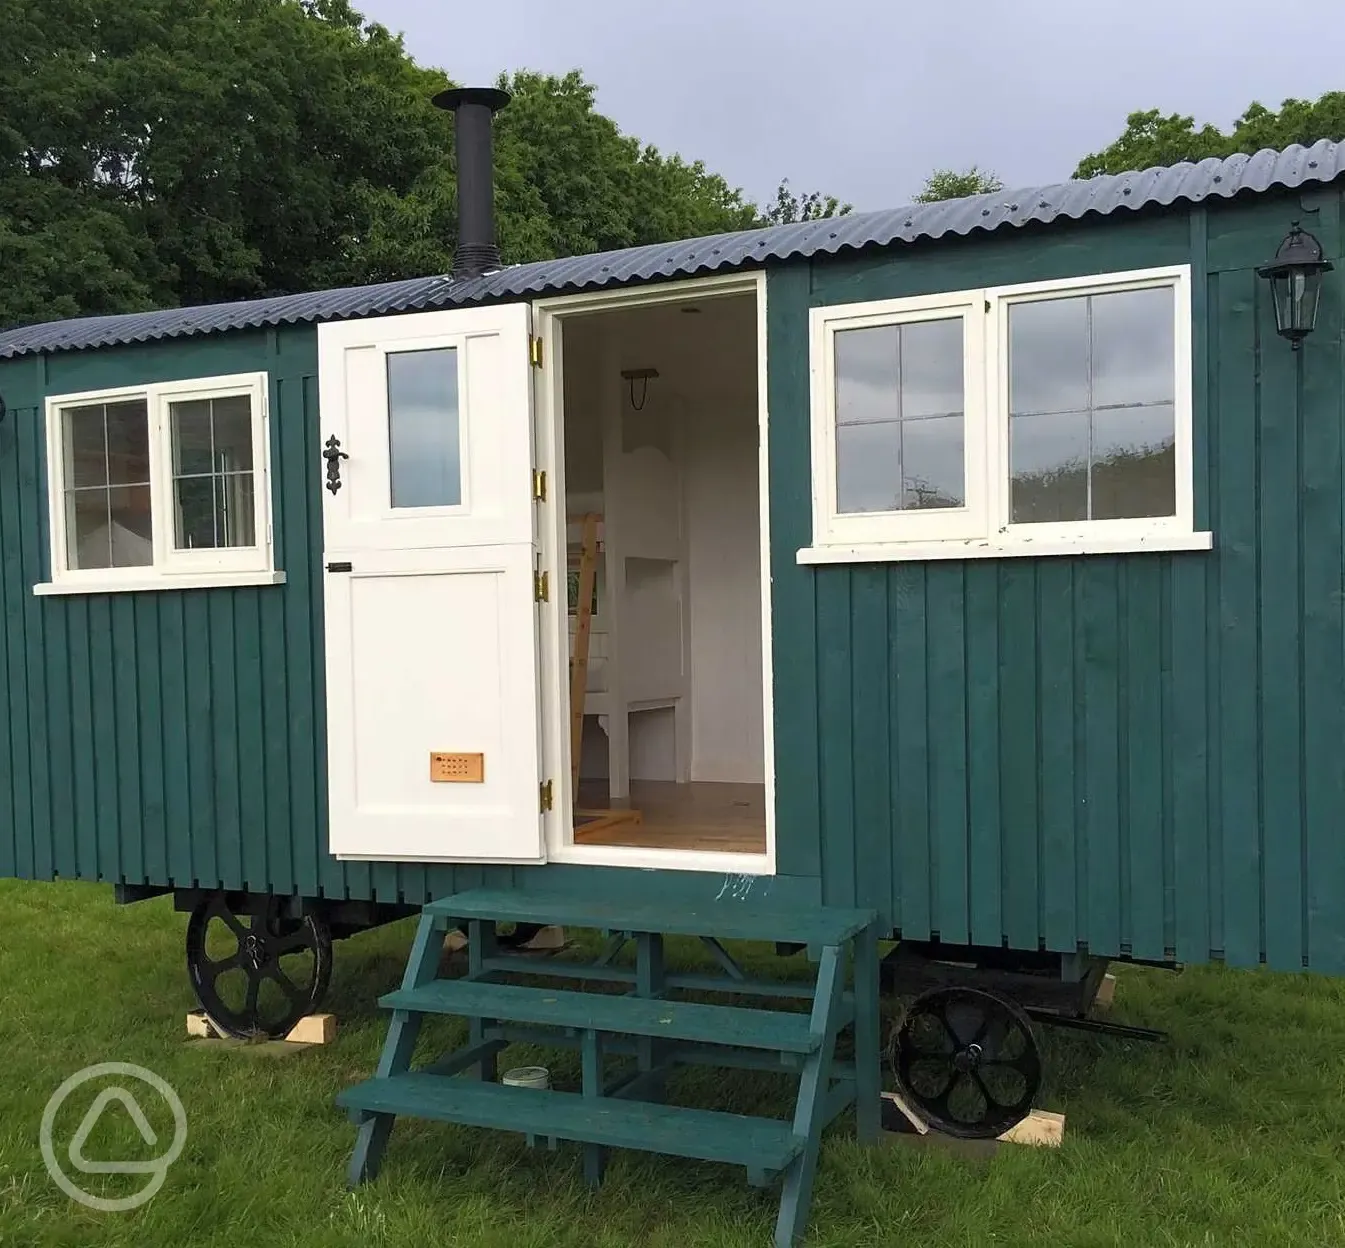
[1259, 224, 1333, 346]
[1268, 267, 1324, 340]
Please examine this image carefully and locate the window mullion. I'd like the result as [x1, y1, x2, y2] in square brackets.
[100, 403, 113, 570]
[148, 389, 174, 571]
[1085, 295, 1095, 522]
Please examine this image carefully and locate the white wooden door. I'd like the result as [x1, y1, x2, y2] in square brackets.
[317, 304, 546, 862]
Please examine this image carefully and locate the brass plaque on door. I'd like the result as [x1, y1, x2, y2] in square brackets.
[430, 752, 485, 783]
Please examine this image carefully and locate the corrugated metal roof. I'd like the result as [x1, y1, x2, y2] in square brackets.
[3, 140, 1342, 360]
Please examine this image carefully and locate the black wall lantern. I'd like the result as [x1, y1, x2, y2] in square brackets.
[1258, 222, 1334, 349]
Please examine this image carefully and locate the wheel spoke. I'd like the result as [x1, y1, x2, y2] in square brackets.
[969, 1009, 999, 1048]
[902, 1058, 955, 1101]
[267, 963, 306, 1004]
[944, 1004, 985, 1048]
[970, 1069, 1019, 1113]
[204, 951, 243, 976]
[212, 901, 250, 942]
[982, 1054, 1040, 1078]
[273, 926, 316, 955]
[244, 973, 261, 1020]
[922, 1071, 976, 1127]
[932, 1009, 964, 1051]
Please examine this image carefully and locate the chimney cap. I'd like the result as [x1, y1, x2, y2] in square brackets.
[432, 86, 511, 114]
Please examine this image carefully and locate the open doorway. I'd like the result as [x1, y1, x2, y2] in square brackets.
[546, 281, 769, 863]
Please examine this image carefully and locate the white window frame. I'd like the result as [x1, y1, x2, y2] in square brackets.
[811, 289, 988, 546]
[36, 371, 283, 595]
[801, 264, 1213, 565]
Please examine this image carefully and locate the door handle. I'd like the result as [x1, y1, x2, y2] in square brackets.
[322, 435, 349, 494]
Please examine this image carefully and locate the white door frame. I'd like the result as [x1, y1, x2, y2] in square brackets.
[531, 270, 776, 876]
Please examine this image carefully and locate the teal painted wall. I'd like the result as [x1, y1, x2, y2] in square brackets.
[2, 187, 1343, 968]
[769, 189, 1345, 973]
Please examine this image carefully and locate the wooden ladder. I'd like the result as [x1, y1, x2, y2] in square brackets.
[568, 512, 600, 793]
[567, 513, 641, 836]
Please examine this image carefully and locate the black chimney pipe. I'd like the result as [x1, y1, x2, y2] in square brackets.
[432, 86, 511, 280]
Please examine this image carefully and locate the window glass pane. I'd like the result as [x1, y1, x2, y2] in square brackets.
[67, 484, 153, 569]
[64, 405, 109, 488]
[1009, 296, 1089, 415]
[171, 400, 214, 475]
[103, 400, 151, 486]
[1008, 283, 1177, 523]
[1092, 287, 1175, 408]
[169, 394, 258, 550]
[211, 395, 254, 472]
[107, 484, 153, 566]
[900, 319, 964, 418]
[834, 326, 899, 425]
[1011, 410, 1089, 523]
[62, 399, 151, 569]
[67, 488, 112, 570]
[902, 415, 964, 508]
[62, 399, 150, 488]
[216, 473, 257, 546]
[833, 317, 965, 515]
[173, 476, 216, 549]
[387, 347, 460, 508]
[1092, 404, 1176, 520]
[836, 422, 902, 513]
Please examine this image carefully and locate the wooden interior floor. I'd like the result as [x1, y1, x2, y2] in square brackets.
[573, 780, 767, 853]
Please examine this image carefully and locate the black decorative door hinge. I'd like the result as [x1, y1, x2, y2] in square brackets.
[323, 435, 349, 494]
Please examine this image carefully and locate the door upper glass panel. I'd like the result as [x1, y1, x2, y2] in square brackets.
[386, 347, 461, 508]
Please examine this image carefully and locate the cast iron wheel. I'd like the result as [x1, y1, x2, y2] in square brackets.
[894, 986, 1041, 1138]
[186, 894, 333, 1039]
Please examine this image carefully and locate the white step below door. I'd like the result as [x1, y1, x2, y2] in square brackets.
[317, 303, 548, 863]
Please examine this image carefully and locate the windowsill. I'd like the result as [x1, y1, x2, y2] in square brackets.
[33, 570, 287, 596]
[796, 530, 1214, 565]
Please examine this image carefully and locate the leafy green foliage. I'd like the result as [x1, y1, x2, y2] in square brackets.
[0, 3, 794, 330]
[1075, 91, 1345, 178]
[913, 167, 1004, 203]
[764, 179, 851, 224]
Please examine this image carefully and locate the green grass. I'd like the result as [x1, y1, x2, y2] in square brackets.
[4, 879, 1345, 1247]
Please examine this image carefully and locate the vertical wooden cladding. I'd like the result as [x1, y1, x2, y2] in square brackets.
[0, 329, 457, 905]
[771, 193, 1345, 974]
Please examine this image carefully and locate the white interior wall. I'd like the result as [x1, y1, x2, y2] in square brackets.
[561, 295, 763, 790]
[685, 398, 764, 783]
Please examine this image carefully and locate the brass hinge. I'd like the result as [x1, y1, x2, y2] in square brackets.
[534, 569, 550, 602]
[529, 335, 544, 368]
[531, 468, 547, 501]
[540, 779, 554, 812]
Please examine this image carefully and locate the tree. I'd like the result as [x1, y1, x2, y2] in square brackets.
[0, 3, 781, 329]
[914, 167, 1004, 203]
[1075, 91, 1345, 178]
[764, 179, 851, 225]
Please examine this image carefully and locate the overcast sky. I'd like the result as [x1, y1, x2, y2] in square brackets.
[363, 0, 1341, 212]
